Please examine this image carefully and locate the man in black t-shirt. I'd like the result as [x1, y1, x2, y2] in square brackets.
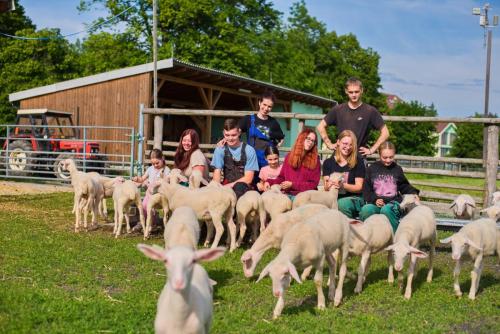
[317, 77, 389, 156]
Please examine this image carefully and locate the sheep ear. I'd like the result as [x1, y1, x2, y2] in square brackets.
[449, 201, 456, 209]
[287, 262, 302, 284]
[414, 196, 421, 205]
[465, 238, 482, 251]
[194, 247, 226, 263]
[466, 202, 476, 208]
[440, 236, 453, 244]
[385, 244, 395, 251]
[137, 243, 166, 262]
[409, 246, 428, 258]
[257, 262, 272, 283]
[201, 178, 209, 186]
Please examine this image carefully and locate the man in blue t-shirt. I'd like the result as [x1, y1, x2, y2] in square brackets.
[211, 118, 259, 198]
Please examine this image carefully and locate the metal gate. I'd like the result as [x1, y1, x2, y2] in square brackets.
[0, 124, 137, 183]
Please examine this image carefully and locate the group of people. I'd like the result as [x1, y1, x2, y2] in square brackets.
[137, 77, 419, 232]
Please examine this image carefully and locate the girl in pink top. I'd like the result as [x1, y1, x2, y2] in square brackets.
[257, 146, 282, 192]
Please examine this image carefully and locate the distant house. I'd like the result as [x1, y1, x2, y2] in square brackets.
[435, 122, 457, 157]
[384, 94, 403, 110]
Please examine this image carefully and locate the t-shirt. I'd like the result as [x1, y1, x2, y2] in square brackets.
[238, 114, 285, 150]
[211, 142, 259, 173]
[323, 103, 384, 147]
[322, 155, 365, 198]
[145, 165, 170, 193]
[258, 164, 282, 182]
[182, 149, 209, 180]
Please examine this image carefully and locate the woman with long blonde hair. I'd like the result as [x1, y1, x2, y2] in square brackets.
[266, 128, 320, 197]
[323, 130, 365, 218]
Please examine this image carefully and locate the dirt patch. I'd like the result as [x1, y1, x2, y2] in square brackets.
[0, 180, 72, 196]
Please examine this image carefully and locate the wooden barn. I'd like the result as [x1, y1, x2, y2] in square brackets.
[9, 58, 335, 157]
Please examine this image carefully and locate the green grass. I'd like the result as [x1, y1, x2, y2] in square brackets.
[1, 193, 499, 334]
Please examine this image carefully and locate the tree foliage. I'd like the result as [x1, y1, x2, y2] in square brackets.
[448, 113, 497, 159]
[387, 101, 438, 156]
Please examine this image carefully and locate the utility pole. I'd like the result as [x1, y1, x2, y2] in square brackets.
[152, 0, 163, 150]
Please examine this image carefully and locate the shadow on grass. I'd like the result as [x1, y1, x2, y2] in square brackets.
[211, 269, 233, 298]
[460, 273, 498, 296]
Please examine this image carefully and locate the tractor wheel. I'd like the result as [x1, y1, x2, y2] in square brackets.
[7, 140, 35, 176]
[53, 154, 77, 181]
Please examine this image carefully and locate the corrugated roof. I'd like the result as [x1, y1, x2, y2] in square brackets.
[9, 58, 336, 108]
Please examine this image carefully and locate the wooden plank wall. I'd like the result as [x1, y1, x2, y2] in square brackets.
[19, 73, 151, 160]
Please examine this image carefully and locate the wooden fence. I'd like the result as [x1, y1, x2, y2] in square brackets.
[141, 107, 499, 213]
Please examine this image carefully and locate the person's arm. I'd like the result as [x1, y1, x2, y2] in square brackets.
[397, 166, 419, 195]
[362, 167, 377, 204]
[342, 177, 363, 193]
[212, 169, 222, 184]
[289, 158, 321, 192]
[316, 119, 336, 150]
[267, 157, 287, 186]
[361, 124, 389, 155]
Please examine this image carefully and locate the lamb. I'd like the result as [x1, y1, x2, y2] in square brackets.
[137, 244, 225, 334]
[480, 205, 500, 221]
[235, 190, 267, 248]
[291, 172, 343, 209]
[145, 192, 170, 239]
[385, 201, 437, 299]
[491, 191, 500, 206]
[164, 206, 200, 249]
[113, 179, 145, 239]
[440, 218, 500, 300]
[257, 209, 351, 318]
[240, 204, 328, 278]
[450, 194, 476, 220]
[157, 179, 236, 250]
[63, 159, 103, 232]
[188, 169, 209, 189]
[260, 185, 292, 221]
[348, 214, 394, 293]
[87, 173, 125, 218]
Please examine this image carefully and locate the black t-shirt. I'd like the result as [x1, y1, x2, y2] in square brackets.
[322, 154, 365, 198]
[238, 114, 284, 150]
[323, 103, 384, 147]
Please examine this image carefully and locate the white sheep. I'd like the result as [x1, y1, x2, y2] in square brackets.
[260, 185, 292, 221]
[145, 192, 170, 239]
[348, 214, 394, 293]
[88, 173, 125, 218]
[235, 190, 267, 248]
[440, 218, 500, 299]
[491, 191, 500, 206]
[450, 194, 476, 220]
[385, 203, 437, 299]
[291, 173, 343, 209]
[257, 209, 351, 318]
[480, 205, 500, 221]
[63, 159, 103, 232]
[164, 206, 200, 249]
[240, 204, 328, 278]
[158, 180, 236, 250]
[137, 244, 225, 334]
[113, 180, 145, 239]
[188, 169, 209, 189]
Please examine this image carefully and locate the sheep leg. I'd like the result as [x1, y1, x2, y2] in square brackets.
[272, 292, 286, 319]
[113, 201, 118, 235]
[301, 265, 313, 281]
[314, 261, 326, 310]
[258, 203, 267, 233]
[82, 198, 90, 231]
[387, 251, 395, 283]
[125, 206, 131, 234]
[226, 214, 237, 252]
[355, 251, 371, 293]
[74, 194, 81, 232]
[469, 253, 483, 300]
[236, 211, 247, 248]
[334, 248, 348, 307]
[453, 259, 462, 297]
[426, 241, 435, 283]
[204, 221, 214, 247]
[90, 194, 99, 227]
[364, 255, 372, 283]
[404, 253, 418, 299]
[136, 196, 146, 239]
[101, 198, 108, 218]
[210, 215, 225, 249]
[325, 252, 337, 301]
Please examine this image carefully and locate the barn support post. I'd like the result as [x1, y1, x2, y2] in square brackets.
[298, 119, 305, 133]
[138, 104, 145, 176]
[483, 124, 499, 206]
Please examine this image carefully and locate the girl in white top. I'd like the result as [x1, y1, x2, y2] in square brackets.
[132, 148, 170, 225]
[174, 129, 209, 184]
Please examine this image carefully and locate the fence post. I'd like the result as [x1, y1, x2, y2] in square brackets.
[137, 104, 145, 176]
[298, 119, 304, 133]
[483, 124, 499, 207]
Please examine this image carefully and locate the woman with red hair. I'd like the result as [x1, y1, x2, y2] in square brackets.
[265, 128, 321, 197]
[174, 129, 209, 183]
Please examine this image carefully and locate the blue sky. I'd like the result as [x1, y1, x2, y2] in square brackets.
[20, 0, 500, 117]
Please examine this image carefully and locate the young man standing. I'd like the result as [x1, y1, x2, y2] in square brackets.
[238, 91, 284, 168]
[211, 118, 259, 198]
[317, 77, 389, 156]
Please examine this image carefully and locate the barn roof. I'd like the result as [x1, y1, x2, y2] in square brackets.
[9, 58, 336, 109]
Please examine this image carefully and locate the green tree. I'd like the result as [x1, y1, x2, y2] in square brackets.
[448, 113, 494, 159]
[387, 101, 438, 156]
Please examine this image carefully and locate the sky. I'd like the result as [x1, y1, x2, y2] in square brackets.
[19, 0, 500, 118]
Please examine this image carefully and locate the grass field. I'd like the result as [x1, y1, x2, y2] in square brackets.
[0, 192, 499, 334]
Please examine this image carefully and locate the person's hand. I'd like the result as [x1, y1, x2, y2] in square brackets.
[264, 182, 271, 191]
[280, 181, 292, 190]
[375, 198, 385, 207]
[216, 138, 227, 148]
[257, 182, 265, 192]
[359, 146, 372, 156]
[325, 141, 337, 151]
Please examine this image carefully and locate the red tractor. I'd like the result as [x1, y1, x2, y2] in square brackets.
[2, 109, 105, 180]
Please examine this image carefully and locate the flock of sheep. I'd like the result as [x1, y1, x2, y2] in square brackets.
[62, 159, 500, 334]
